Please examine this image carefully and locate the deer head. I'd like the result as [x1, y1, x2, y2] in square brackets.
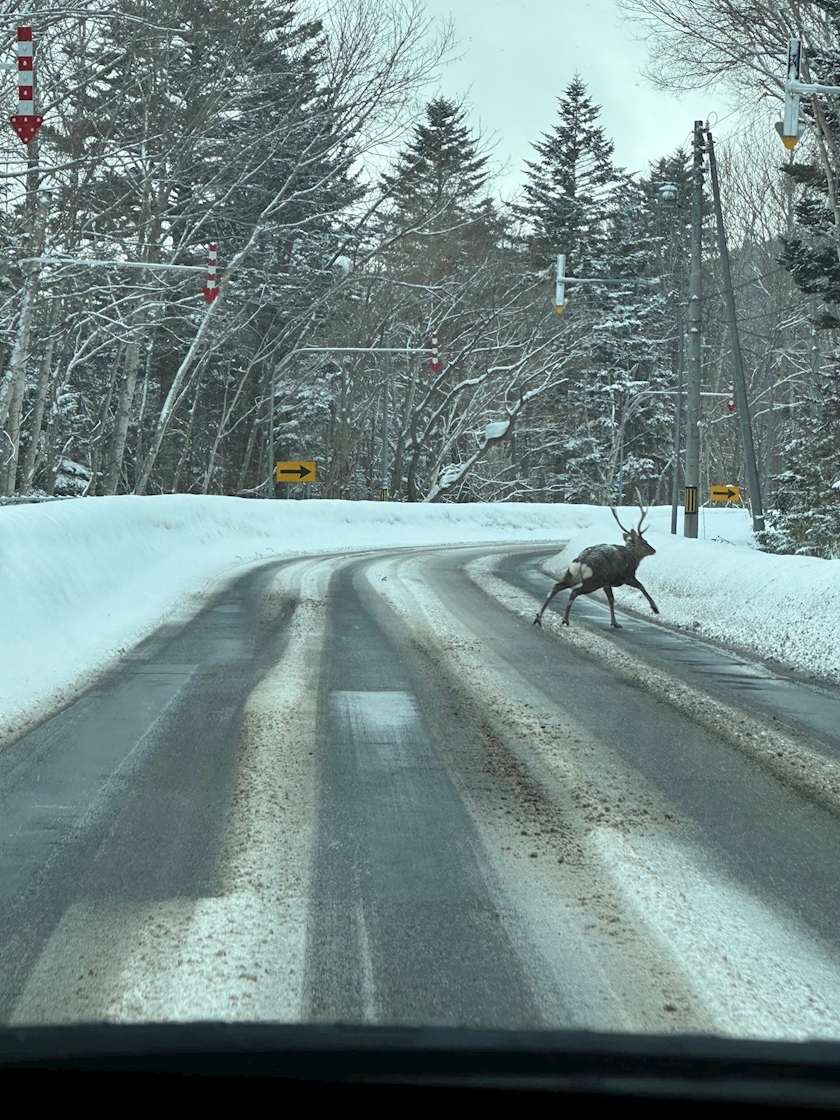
[610, 489, 656, 559]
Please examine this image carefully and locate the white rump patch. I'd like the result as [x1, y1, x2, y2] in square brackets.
[567, 561, 594, 585]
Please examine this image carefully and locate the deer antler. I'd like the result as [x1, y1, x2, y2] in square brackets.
[610, 505, 630, 534]
[634, 487, 649, 533]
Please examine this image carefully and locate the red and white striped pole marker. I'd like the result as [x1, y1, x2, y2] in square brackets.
[203, 243, 219, 303]
[727, 381, 736, 414]
[429, 329, 441, 373]
[9, 27, 44, 145]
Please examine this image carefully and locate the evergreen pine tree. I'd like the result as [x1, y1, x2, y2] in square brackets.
[515, 75, 619, 276]
[777, 0, 840, 317]
[759, 364, 840, 557]
[780, 161, 840, 323]
[382, 97, 490, 223]
[515, 80, 681, 502]
[769, 0, 840, 552]
[379, 97, 499, 280]
[561, 174, 673, 502]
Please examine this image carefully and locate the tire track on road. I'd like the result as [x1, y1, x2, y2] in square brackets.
[10, 556, 334, 1025]
[363, 547, 840, 1041]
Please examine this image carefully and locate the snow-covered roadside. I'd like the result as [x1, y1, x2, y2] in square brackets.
[2, 495, 838, 741]
[546, 505, 840, 684]
[0, 495, 587, 739]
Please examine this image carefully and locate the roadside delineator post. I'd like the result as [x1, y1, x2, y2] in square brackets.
[9, 26, 44, 144]
[203, 243, 219, 303]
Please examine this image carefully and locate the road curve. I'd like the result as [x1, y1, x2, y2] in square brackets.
[3, 544, 840, 1039]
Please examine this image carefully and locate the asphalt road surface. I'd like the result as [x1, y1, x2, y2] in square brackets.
[3, 545, 840, 1037]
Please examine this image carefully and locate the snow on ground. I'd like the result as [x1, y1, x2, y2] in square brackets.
[546, 504, 840, 685]
[2, 495, 838, 740]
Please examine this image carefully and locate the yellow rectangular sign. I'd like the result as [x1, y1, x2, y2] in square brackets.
[275, 461, 316, 483]
[710, 484, 740, 502]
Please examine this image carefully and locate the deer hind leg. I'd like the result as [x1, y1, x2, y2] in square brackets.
[561, 585, 586, 626]
[626, 575, 659, 615]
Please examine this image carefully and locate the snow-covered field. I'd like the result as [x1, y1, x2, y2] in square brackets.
[2, 495, 838, 739]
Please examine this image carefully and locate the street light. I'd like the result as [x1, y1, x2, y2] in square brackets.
[657, 181, 679, 205]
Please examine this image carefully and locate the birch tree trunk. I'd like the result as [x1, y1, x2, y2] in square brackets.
[0, 190, 49, 495]
[133, 300, 219, 494]
[19, 302, 59, 493]
[100, 305, 150, 495]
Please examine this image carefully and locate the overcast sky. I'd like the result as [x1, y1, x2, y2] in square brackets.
[421, 0, 735, 198]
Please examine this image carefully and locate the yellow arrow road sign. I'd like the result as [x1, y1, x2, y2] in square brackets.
[710, 484, 740, 502]
[275, 460, 316, 482]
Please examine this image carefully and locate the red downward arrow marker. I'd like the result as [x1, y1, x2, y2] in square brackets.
[9, 114, 43, 144]
[11, 28, 43, 144]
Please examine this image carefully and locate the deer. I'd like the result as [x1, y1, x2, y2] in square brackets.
[533, 492, 660, 630]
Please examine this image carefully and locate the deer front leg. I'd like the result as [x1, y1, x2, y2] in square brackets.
[603, 585, 621, 628]
[533, 580, 564, 626]
[626, 575, 659, 615]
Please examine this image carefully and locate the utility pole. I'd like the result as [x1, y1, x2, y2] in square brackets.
[684, 120, 704, 538]
[706, 128, 764, 533]
[670, 301, 685, 535]
[380, 330, 391, 500]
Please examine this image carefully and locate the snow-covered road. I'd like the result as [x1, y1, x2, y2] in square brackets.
[3, 496, 839, 750]
[5, 542, 840, 1040]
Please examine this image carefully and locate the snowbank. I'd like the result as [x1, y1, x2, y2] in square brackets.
[2, 496, 838, 740]
[0, 495, 583, 737]
[547, 505, 840, 684]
